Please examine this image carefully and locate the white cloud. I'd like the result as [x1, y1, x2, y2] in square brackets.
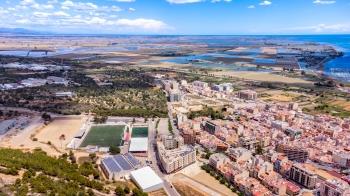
[15, 19, 31, 24]
[114, 0, 136, 2]
[53, 11, 70, 17]
[286, 23, 350, 33]
[20, 0, 36, 6]
[166, 0, 204, 4]
[313, 0, 336, 5]
[248, 5, 255, 9]
[259, 1, 272, 6]
[116, 18, 168, 30]
[211, 0, 232, 3]
[0, 0, 171, 33]
[33, 11, 51, 18]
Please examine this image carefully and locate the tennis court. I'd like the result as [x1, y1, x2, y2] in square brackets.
[131, 127, 148, 138]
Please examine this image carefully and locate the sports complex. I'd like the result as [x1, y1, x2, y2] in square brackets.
[79, 124, 126, 147]
[69, 121, 150, 153]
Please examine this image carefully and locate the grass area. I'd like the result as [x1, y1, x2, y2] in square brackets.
[131, 127, 148, 138]
[304, 104, 350, 118]
[80, 125, 125, 147]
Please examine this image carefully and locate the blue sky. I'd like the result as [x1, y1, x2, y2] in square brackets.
[0, 0, 349, 34]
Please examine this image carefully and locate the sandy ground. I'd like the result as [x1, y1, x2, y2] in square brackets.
[173, 182, 207, 196]
[157, 118, 170, 135]
[259, 90, 303, 102]
[211, 70, 312, 84]
[261, 47, 277, 55]
[228, 47, 248, 52]
[0, 115, 85, 156]
[171, 163, 236, 196]
[0, 173, 18, 186]
[172, 173, 235, 196]
[192, 171, 236, 196]
[149, 189, 168, 196]
[141, 61, 191, 69]
[35, 116, 85, 151]
[328, 99, 350, 111]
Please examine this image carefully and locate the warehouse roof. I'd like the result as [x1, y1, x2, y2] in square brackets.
[130, 166, 163, 191]
[129, 138, 148, 152]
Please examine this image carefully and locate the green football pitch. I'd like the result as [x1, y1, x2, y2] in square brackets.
[131, 127, 148, 138]
[80, 125, 125, 147]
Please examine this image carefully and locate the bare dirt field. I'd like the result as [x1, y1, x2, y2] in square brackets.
[0, 115, 85, 156]
[259, 90, 302, 102]
[172, 172, 235, 196]
[192, 171, 237, 196]
[328, 99, 350, 111]
[149, 189, 168, 196]
[261, 47, 277, 55]
[211, 70, 312, 84]
[157, 118, 170, 135]
[173, 182, 207, 196]
[35, 116, 85, 150]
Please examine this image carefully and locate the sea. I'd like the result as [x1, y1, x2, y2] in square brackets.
[0, 34, 349, 82]
[273, 35, 350, 82]
[163, 35, 350, 82]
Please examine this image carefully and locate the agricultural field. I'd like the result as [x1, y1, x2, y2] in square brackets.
[80, 125, 125, 147]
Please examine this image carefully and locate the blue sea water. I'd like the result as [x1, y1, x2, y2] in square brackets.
[270, 35, 350, 82]
[0, 34, 349, 81]
[163, 35, 350, 82]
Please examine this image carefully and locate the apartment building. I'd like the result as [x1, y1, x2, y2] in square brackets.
[162, 134, 184, 150]
[320, 179, 350, 196]
[332, 152, 350, 168]
[157, 141, 196, 174]
[276, 144, 309, 163]
[209, 153, 230, 169]
[238, 90, 258, 100]
[181, 129, 196, 145]
[289, 164, 317, 189]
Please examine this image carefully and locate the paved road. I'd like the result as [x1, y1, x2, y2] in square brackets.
[148, 120, 180, 196]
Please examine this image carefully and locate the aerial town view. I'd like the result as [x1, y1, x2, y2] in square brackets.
[0, 0, 350, 196]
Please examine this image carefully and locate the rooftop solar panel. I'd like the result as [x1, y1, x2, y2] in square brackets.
[125, 153, 140, 167]
[113, 155, 133, 170]
[103, 157, 122, 173]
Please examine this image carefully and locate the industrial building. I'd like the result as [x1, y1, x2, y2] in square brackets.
[130, 166, 164, 192]
[100, 153, 141, 180]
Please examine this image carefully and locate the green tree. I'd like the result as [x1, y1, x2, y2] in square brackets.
[255, 144, 264, 155]
[168, 119, 173, 134]
[115, 186, 125, 196]
[87, 189, 95, 196]
[89, 153, 97, 163]
[41, 113, 51, 121]
[124, 187, 130, 194]
[109, 146, 121, 155]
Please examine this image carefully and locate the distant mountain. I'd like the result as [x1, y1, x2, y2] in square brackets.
[0, 27, 48, 35]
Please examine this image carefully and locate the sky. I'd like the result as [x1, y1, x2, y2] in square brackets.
[0, 0, 349, 35]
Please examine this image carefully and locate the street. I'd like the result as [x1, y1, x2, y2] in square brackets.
[148, 119, 180, 196]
